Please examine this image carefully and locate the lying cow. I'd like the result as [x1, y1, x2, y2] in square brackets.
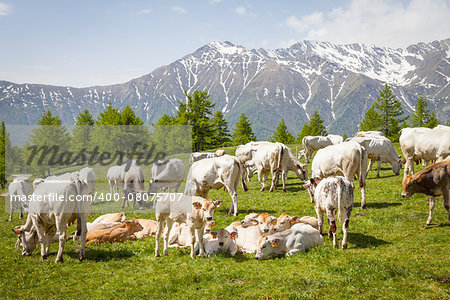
[187, 155, 247, 216]
[401, 158, 450, 226]
[134, 219, 158, 239]
[167, 220, 215, 248]
[312, 140, 368, 208]
[86, 219, 143, 245]
[148, 159, 186, 193]
[204, 228, 239, 256]
[273, 213, 319, 232]
[304, 176, 354, 249]
[86, 212, 127, 231]
[255, 223, 323, 260]
[8, 176, 32, 221]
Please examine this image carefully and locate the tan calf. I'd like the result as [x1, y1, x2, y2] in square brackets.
[86, 219, 143, 245]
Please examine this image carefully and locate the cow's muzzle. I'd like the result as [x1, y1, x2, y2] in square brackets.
[206, 217, 213, 221]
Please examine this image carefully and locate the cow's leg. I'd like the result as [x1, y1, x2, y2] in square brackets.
[316, 207, 324, 235]
[8, 202, 14, 221]
[109, 180, 113, 195]
[163, 218, 173, 256]
[19, 205, 24, 220]
[342, 208, 351, 249]
[154, 215, 164, 257]
[258, 171, 266, 192]
[376, 161, 382, 178]
[121, 190, 127, 209]
[269, 170, 279, 192]
[426, 196, 435, 226]
[189, 225, 196, 259]
[443, 189, 450, 223]
[174, 183, 181, 193]
[366, 160, 373, 177]
[227, 190, 238, 216]
[306, 151, 310, 163]
[281, 170, 287, 193]
[196, 228, 205, 257]
[78, 214, 88, 261]
[54, 217, 67, 263]
[327, 210, 337, 248]
[287, 249, 301, 256]
[360, 185, 366, 209]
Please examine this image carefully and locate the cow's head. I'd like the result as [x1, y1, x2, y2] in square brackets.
[240, 213, 259, 227]
[204, 220, 215, 234]
[297, 150, 306, 160]
[273, 213, 299, 233]
[392, 157, 402, 175]
[126, 219, 143, 232]
[211, 228, 238, 249]
[13, 226, 38, 256]
[192, 198, 222, 221]
[294, 163, 308, 181]
[255, 236, 283, 260]
[247, 213, 276, 234]
[303, 177, 322, 203]
[401, 175, 420, 198]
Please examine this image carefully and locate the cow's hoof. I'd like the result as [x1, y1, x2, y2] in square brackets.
[55, 258, 63, 263]
[426, 222, 432, 226]
[282, 189, 287, 193]
[7, 219, 12, 222]
[342, 243, 348, 249]
[40, 256, 47, 261]
[155, 253, 160, 257]
[360, 204, 366, 209]
[79, 256, 85, 262]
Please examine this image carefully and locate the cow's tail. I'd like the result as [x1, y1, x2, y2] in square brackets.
[236, 160, 248, 192]
[358, 146, 368, 188]
[336, 178, 342, 224]
[277, 144, 284, 171]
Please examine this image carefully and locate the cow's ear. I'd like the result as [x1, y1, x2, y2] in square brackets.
[193, 202, 202, 209]
[271, 238, 279, 248]
[213, 200, 223, 208]
[210, 221, 215, 228]
[211, 231, 218, 239]
[290, 216, 299, 225]
[309, 178, 315, 185]
[271, 218, 277, 226]
[230, 231, 238, 239]
[125, 222, 132, 228]
[12, 228, 22, 235]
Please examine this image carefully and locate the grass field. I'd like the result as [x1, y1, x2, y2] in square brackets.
[1, 144, 449, 299]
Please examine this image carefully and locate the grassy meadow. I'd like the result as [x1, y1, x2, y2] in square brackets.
[0, 143, 449, 299]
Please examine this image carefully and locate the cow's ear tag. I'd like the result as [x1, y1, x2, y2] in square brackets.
[271, 219, 277, 226]
[230, 232, 238, 239]
[193, 202, 202, 209]
[211, 232, 218, 239]
[271, 242, 278, 248]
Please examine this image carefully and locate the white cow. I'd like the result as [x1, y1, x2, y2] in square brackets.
[122, 164, 146, 209]
[148, 159, 186, 193]
[186, 155, 248, 216]
[303, 176, 354, 249]
[255, 223, 323, 260]
[356, 131, 385, 137]
[347, 136, 402, 177]
[13, 173, 89, 263]
[311, 141, 368, 208]
[78, 167, 96, 200]
[32, 178, 45, 190]
[301, 135, 343, 163]
[8, 176, 32, 221]
[203, 228, 239, 256]
[154, 196, 222, 259]
[189, 152, 217, 165]
[400, 127, 450, 176]
[107, 166, 122, 194]
[235, 141, 271, 182]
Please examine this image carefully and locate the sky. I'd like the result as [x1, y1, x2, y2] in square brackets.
[0, 0, 449, 87]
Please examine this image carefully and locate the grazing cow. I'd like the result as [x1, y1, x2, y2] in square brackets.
[122, 164, 146, 209]
[86, 219, 143, 244]
[401, 158, 450, 226]
[347, 136, 402, 177]
[400, 127, 450, 177]
[311, 141, 368, 208]
[189, 152, 217, 165]
[225, 213, 276, 253]
[8, 176, 32, 221]
[134, 219, 158, 239]
[301, 135, 343, 163]
[273, 213, 319, 232]
[13, 173, 89, 263]
[203, 228, 239, 256]
[32, 178, 45, 190]
[187, 155, 247, 216]
[215, 149, 226, 157]
[154, 196, 222, 258]
[304, 177, 354, 249]
[107, 166, 122, 194]
[78, 167, 96, 197]
[148, 158, 186, 193]
[235, 141, 272, 182]
[255, 223, 323, 260]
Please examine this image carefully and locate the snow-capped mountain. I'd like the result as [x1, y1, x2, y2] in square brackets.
[1, 39, 449, 138]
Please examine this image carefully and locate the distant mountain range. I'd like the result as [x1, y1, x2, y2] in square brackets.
[1, 38, 449, 138]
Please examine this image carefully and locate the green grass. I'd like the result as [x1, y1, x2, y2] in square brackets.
[1, 143, 449, 299]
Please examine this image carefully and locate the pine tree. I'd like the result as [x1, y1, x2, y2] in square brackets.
[232, 113, 256, 145]
[374, 84, 406, 140]
[95, 103, 121, 125]
[0, 121, 5, 189]
[120, 105, 144, 125]
[270, 118, 295, 144]
[156, 114, 175, 125]
[359, 105, 382, 131]
[210, 110, 231, 147]
[296, 122, 311, 143]
[410, 95, 439, 128]
[308, 110, 327, 136]
[427, 112, 439, 128]
[71, 109, 94, 154]
[342, 133, 348, 141]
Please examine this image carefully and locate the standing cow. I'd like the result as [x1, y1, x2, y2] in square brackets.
[148, 159, 186, 193]
[8, 176, 32, 221]
[301, 135, 343, 163]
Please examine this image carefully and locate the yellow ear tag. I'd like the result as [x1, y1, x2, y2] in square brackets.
[193, 202, 202, 209]
[271, 242, 278, 248]
[290, 219, 297, 225]
[271, 220, 277, 225]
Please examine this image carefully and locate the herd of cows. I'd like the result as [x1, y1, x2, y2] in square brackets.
[6, 125, 450, 262]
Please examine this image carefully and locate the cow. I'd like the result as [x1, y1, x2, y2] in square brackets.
[91, 212, 127, 224]
[107, 166, 122, 195]
[301, 135, 343, 163]
[186, 155, 247, 216]
[189, 152, 217, 165]
[13, 173, 89, 263]
[311, 140, 368, 208]
[8, 176, 32, 221]
[356, 131, 384, 137]
[86, 219, 143, 244]
[134, 219, 158, 239]
[272, 213, 319, 232]
[304, 176, 354, 249]
[235, 141, 272, 182]
[347, 136, 402, 178]
[400, 127, 450, 177]
[255, 223, 323, 260]
[203, 228, 239, 256]
[122, 164, 146, 209]
[154, 195, 222, 259]
[78, 167, 96, 198]
[401, 158, 450, 226]
[225, 212, 276, 253]
[148, 158, 186, 193]
[32, 178, 45, 190]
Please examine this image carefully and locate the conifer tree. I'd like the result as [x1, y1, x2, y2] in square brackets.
[210, 110, 231, 147]
[296, 122, 311, 143]
[71, 109, 94, 154]
[232, 113, 256, 145]
[374, 84, 406, 140]
[270, 118, 294, 144]
[411, 95, 439, 128]
[308, 110, 327, 136]
[359, 105, 382, 131]
[0, 121, 5, 189]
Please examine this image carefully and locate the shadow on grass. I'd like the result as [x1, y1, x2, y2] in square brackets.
[366, 174, 398, 180]
[66, 248, 135, 262]
[347, 232, 390, 249]
[425, 223, 450, 229]
[353, 202, 402, 209]
[232, 208, 278, 215]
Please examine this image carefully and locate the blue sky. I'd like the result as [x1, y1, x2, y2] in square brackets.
[0, 0, 449, 87]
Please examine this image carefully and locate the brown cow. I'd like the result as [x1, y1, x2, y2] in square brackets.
[401, 158, 450, 226]
[86, 219, 143, 244]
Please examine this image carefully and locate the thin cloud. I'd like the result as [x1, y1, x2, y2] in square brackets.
[285, 0, 450, 48]
[137, 9, 152, 15]
[236, 6, 256, 17]
[171, 6, 188, 14]
[0, 2, 12, 16]
[210, 0, 222, 4]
